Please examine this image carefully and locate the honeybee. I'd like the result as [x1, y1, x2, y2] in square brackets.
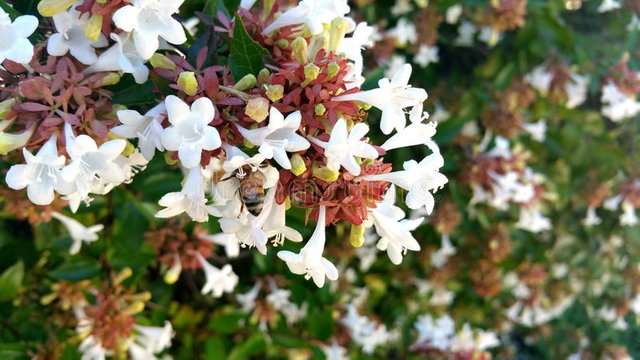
[223, 163, 267, 216]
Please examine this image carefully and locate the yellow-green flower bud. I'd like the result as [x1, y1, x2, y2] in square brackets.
[114, 267, 133, 285]
[178, 71, 198, 96]
[276, 39, 289, 49]
[84, 14, 103, 42]
[233, 74, 257, 91]
[150, 53, 176, 71]
[0, 99, 15, 120]
[349, 223, 365, 247]
[326, 62, 340, 80]
[312, 163, 340, 182]
[291, 37, 308, 65]
[329, 17, 349, 53]
[245, 97, 270, 122]
[266, 84, 284, 102]
[98, 72, 121, 87]
[308, 32, 329, 60]
[122, 300, 145, 316]
[40, 293, 58, 306]
[163, 261, 182, 285]
[314, 103, 326, 116]
[0, 124, 35, 155]
[258, 68, 270, 85]
[290, 154, 307, 176]
[37, 0, 76, 16]
[304, 63, 320, 82]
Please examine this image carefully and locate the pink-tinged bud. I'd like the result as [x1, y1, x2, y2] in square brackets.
[290, 154, 307, 176]
[245, 97, 270, 122]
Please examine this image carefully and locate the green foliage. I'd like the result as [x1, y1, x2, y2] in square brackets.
[229, 17, 270, 81]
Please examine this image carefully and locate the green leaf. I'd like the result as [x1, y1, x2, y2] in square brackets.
[227, 333, 266, 360]
[11, 0, 38, 16]
[0, 1, 21, 20]
[207, 311, 245, 334]
[229, 17, 269, 81]
[0, 261, 23, 301]
[49, 260, 100, 281]
[111, 79, 156, 107]
[0, 343, 28, 360]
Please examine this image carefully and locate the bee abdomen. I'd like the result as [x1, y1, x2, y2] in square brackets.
[239, 181, 265, 216]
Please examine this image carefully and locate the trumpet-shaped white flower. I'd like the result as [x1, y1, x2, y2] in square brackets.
[430, 234, 456, 268]
[51, 211, 104, 255]
[0, 9, 38, 64]
[47, 8, 108, 65]
[524, 65, 553, 95]
[162, 96, 221, 169]
[261, 0, 350, 36]
[308, 118, 378, 176]
[522, 119, 547, 142]
[446, 4, 463, 24]
[565, 72, 589, 109]
[381, 105, 438, 151]
[334, 64, 428, 134]
[277, 205, 339, 287]
[236, 281, 261, 313]
[414, 45, 439, 68]
[132, 321, 174, 354]
[339, 22, 375, 85]
[156, 167, 213, 222]
[218, 187, 277, 254]
[113, 103, 166, 161]
[620, 201, 638, 226]
[516, 206, 551, 233]
[201, 233, 240, 258]
[387, 18, 417, 46]
[341, 304, 392, 354]
[322, 340, 349, 360]
[197, 254, 239, 297]
[582, 206, 602, 227]
[6, 135, 74, 205]
[113, 0, 187, 60]
[413, 314, 455, 350]
[85, 32, 149, 84]
[263, 201, 303, 246]
[601, 81, 640, 122]
[237, 108, 310, 169]
[370, 186, 423, 265]
[454, 21, 477, 47]
[61, 124, 127, 200]
[363, 153, 448, 213]
[78, 335, 107, 360]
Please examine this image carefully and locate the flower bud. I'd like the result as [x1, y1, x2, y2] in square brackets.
[233, 74, 257, 91]
[258, 68, 270, 85]
[329, 17, 349, 53]
[150, 53, 177, 71]
[97, 72, 121, 87]
[314, 104, 326, 116]
[290, 154, 307, 176]
[276, 39, 289, 49]
[122, 300, 146, 316]
[40, 292, 58, 306]
[291, 37, 308, 65]
[263, 0, 275, 18]
[265, 84, 284, 102]
[84, 14, 103, 42]
[163, 258, 182, 285]
[304, 63, 320, 83]
[0, 124, 35, 155]
[114, 267, 133, 285]
[245, 97, 270, 122]
[308, 32, 329, 60]
[349, 224, 365, 247]
[122, 141, 136, 156]
[312, 163, 340, 182]
[0, 99, 16, 120]
[165, 152, 178, 166]
[178, 71, 198, 96]
[326, 62, 340, 80]
[37, 0, 76, 16]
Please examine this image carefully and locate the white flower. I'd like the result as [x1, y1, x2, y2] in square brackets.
[236, 281, 261, 313]
[78, 335, 107, 360]
[47, 8, 108, 65]
[237, 108, 310, 169]
[413, 314, 455, 350]
[565, 72, 589, 108]
[263, 201, 303, 246]
[341, 304, 391, 354]
[113, 103, 166, 161]
[620, 201, 638, 226]
[277, 205, 339, 287]
[308, 118, 378, 176]
[363, 153, 448, 213]
[601, 81, 640, 122]
[387, 18, 417, 46]
[197, 254, 239, 297]
[162, 96, 221, 169]
[430, 234, 456, 268]
[370, 185, 423, 265]
[478, 26, 501, 46]
[524, 65, 553, 95]
[261, 0, 350, 36]
[381, 104, 438, 151]
[334, 64, 428, 134]
[132, 321, 174, 354]
[113, 0, 187, 60]
[339, 22, 375, 87]
[86, 32, 149, 84]
[61, 123, 127, 200]
[156, 167, 213, 222]
[582, 206, 601, 227]
[598, 0, 621, 12]
[322, 340, 349, 360]
[5, 135, 74, 205]
[517, 206, 552, 232]
[414, 45, 439, 68]
[0, 9, 38, 64]
[454, 21, 477, 47]
[384, 54, 407, 79]
[522, 119, 547, 142]
[446, 4, 463, 24]
[52, 211, 104, 255]
[390, 0, 412, 15]
[200, 233, 240, 258]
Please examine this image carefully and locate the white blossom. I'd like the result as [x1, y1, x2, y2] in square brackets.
[430, 234, 456, 268]
[601, 81, 640, 122]
[263, 200, 303, 246]
[387, 18, 417, 46]
[334, 64, 428, 134]
[0, 9, 38, 64]
[131, 321, 174, 354]
[382, 104, 438, 151]
[236, 281, 261, 313]
[516, 206, 552, 233]
[156, 167, 214, 222]
[414, 45, 439, 68]
[522, 119, 547, 142]
[197, 254, 239, 297]
[113, 103, 166, 161]
[52, 211, 104, 255]
[446, 4, 463, 24]
[47, 8, 108, 65]
[200, 233, 240, 258]
[582, 206, 602, 227]
[598, 0, 621, 12]
[454, 21, 477, 47]
[86, 32, 149, 84]
[112, 0, 187, 59]
[261, 0, 350, 36]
